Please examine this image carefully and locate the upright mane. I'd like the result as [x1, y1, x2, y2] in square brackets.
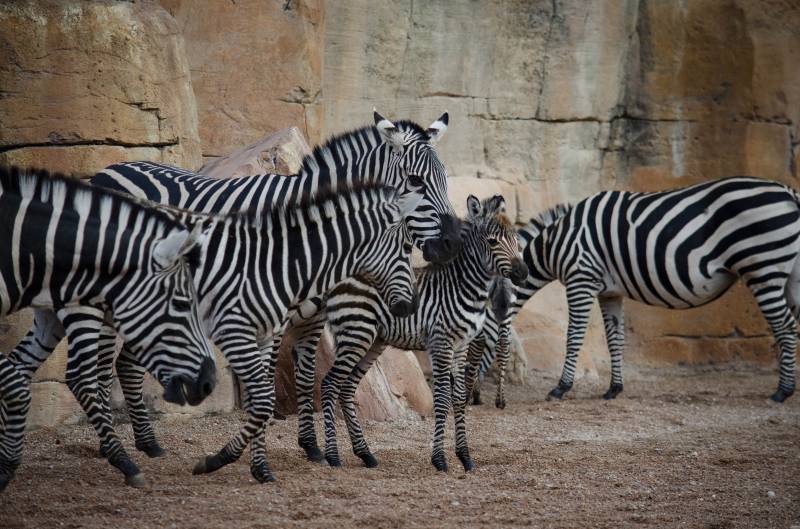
[0, 166, 187, 232]
[525, 203, 573, 238]
[299, 120, 431, 177]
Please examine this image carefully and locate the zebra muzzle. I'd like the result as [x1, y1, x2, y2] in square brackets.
[163, 358, 217, 406]
[389, 293, 419, 318]
[509, 259, 528, 286]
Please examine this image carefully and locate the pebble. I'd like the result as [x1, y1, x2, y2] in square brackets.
[451, 500, 460, 507]
[767, 490, 776, 499]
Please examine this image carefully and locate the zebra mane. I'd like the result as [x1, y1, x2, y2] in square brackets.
[525, 203, 573, 238]
[299, 120, 431, 176]
[0, 166, 187, 232]
[232, 181, 400, 230]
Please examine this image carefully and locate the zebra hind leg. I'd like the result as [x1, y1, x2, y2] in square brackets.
[291, 321, 326, 464]
[749, 277, 796, 402]
[0, 357, 31, 492]
[115, 345, 165, 458]
[340, 345, 383, 468]
[599, 297, 625, 400]
[548, 283, 596, 400]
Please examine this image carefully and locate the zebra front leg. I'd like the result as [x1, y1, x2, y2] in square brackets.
[248, 338, 280, 483]
[430, 339, 454, 471]
[452, 346, 474, 471]
[748, 280, 797, 402]
[321, 341, 370, 467]
[292, 320, 326, 463]
[548, 283, 597, 400]
[59, 307, 145, 487]
[8, 308, 65, 381]
[465, 334, 487, 407]
[0, 357, 31, 492]
[494, 322, 511, 409]
[114, 344, 165, 458]
[339, 344, 384, 468]
[599, 297, 625, 400]
[192, 334, 276, 483]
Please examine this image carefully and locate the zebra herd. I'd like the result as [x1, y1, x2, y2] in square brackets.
[0, 111, 797, 493]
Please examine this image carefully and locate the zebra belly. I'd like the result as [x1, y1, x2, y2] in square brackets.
[610, 269, 737, 309]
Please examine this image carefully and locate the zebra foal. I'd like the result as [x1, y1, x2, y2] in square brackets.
[470, 176, 800, 404]
[322, 195, 527, 472]
[0, 167, 216, 490]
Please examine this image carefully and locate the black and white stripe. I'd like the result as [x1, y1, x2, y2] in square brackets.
[322, 195, 527, 472]
[0, 167, 216, 491]
[472, 176, 800, 403]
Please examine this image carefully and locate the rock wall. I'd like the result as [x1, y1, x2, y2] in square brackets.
[2, 0, 800, 428]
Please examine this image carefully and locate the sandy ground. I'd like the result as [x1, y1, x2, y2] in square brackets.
[1, 365, 799, 529]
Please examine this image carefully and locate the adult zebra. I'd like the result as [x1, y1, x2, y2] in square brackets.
[0, 167, 216, 491]
[12, 182, 423, 484]
[51, 110, 458, 472]
[322, 195, 528, 472]
[468, 177, 800, 404]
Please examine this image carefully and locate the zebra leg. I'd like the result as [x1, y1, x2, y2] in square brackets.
[115, 344, 165, 458]
[339, 344, 384, 468]
[599, 297, 625, 400]
[748, 279, 797, 402]
[430, 339, 454, 471]
[465, 334, 487, 407]
[548, 284, 597, 400]
[59, 307, 144, 487]
[248, 338, 279, 483]
[321, 339, 371, 468]
[192, 334, 276, 483]
[494, 321, 511, 410]
[292, 318, 326, 463]
[0, 356, 31, 492]
[452, 346, 474, 471]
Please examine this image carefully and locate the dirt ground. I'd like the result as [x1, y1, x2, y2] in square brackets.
[2, 365, 799, 529]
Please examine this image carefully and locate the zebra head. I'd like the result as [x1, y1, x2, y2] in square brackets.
[355, 189, 423, 318]
[374, 111, 462, 265]
[112, 222, 217, 407]
[467, 194, 528, 287]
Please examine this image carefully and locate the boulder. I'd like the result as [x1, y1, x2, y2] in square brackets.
[200, 127, 311, 177]
[0, 0, 202, 174]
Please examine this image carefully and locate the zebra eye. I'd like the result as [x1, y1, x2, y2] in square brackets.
[403, 243, 413, 253]
[172, 298, 192, 312]
[407, 174, 425, 188]
[487, 237, 499, 246]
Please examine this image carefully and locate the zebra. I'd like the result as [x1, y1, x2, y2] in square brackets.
[0, 166, 216, 491]
[322, 195, 528, 472]
[37, 110, 459, 472]
[466, 277, 515, 409]
[12, 182, 424, 484]
[469, 176, 800, 404]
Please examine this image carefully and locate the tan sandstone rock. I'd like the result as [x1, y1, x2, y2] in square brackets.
[0, 0, 202, 174]
[200, 127, 312, 177]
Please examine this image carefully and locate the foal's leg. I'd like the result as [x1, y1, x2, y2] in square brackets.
[339, 344, 384, 468]
[599, 297, 625, 400]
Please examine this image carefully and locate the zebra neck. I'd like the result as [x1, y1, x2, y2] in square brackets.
[296, 130, 397, 192]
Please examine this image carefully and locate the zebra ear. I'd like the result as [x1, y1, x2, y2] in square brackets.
[374, 109, 405, 151]
[466, 195, 482, 219]
[485, 194, 506, 215]
[395, 190, 424, 220]
[426, 112, 449, 145]
[153, 224, 206, 269]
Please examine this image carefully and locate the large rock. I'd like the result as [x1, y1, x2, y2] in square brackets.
[200, 127, 311, 177]
[0, 0, 202, 174]
[158, 0, 324, 160]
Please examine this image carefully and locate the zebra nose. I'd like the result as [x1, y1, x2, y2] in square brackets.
[197, 357, 217, 400]
[510, 259, 528, 286]
[390, 296, 418, 318]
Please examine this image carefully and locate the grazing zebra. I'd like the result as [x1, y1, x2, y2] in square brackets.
[51, 110, 458, 472]
[470, 176, 800, 404]
[322, 195, 528, 472]
[466, 277, 515, 409]
[0, 167, 216, 491]
[12, 182, 423, 484]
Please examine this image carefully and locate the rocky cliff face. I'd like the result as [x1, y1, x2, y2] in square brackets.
[1, 0, 799, 426]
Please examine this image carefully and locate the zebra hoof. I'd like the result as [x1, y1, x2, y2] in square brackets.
[546, 382, 572, 401]
[602, 383, 624, 400]
[457, 453, 475, 472]
[769, 387, 794, 403]
[325, 453, 342, 467]
[303, 444, 327, 464]
[495, 397, 506, 409]
[192, 454, 223, 475]
[431, 454, 448, 472]
[250, 462, 276, 484]
[136, 441, 166, 458]
[125, 473, 147, 488]
[471, 391, 483, 406]
[357, 451, 379, 468]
